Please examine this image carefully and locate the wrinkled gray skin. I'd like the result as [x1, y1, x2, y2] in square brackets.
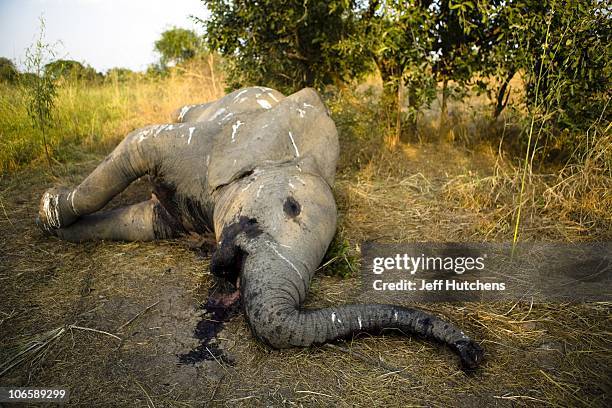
[37, 87, 483, 369]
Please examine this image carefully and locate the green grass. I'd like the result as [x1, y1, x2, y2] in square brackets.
[0, 65, 221, 175]
[320, 230, 359, 278]
[0, 82, 122, 173]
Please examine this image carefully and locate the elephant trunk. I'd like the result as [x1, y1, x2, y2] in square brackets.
[212, 167, 483, 369]
[238, 236, 484, 370]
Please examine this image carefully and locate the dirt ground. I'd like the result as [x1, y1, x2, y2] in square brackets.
[0, 140, 610, 407]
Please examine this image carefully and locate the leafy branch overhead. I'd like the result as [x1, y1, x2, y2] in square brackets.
[199, 0, 609, 160]
[198, 0, 373, 93]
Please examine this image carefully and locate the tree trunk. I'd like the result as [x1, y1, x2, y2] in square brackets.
[41, 126, 52, 167]
[402, 83, 419, 142]
[382, 80, 399, 149]
[208, 53, 218, 96]
[439, 78, 449, 140]
[493, 71, 515, 119]
[393, 80, 402, 147]
[378, 61, 401, 149]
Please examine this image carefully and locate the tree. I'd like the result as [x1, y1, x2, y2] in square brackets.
[198, 0, 372, 93]
[0, 57, 19, 83]
[481, 1, 520, 119]
[154, 27, 205, 68]
[423, 1, 505, 136]
[44, 59, 101, 82]
[362, 1, 437, 145]
[475, 0, 610, 165]
[358, 1, 504, 144]
[500, 0, 610, 132]
[105, 67, 137, 82]
[145, 62, 168, 79]
[23, 17, 57, 166]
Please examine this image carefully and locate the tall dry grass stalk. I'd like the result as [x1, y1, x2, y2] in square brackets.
[512, 17, 551, 248]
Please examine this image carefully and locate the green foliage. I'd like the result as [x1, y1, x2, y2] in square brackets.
[154, 27, 205, 68]
[321, 231, 358, 278]
[23, 18, 58, 166]
[360, 0, 609, 157]
[427, 1, 499, 84]
[105, 67, 137, 83]
[470, 0, 611, 164]
[356, 1, 505, 141]
[363, 1, 438, 139]
[500, 0, 610, 133]
[199, 0, 373, 93]
[45, 59, 102, 83]
[426, 1, 507, 135]
[145, 62, 169, 79]
[0, 57, 19, 83]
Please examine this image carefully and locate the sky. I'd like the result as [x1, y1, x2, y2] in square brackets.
[0, 0, 208, 73]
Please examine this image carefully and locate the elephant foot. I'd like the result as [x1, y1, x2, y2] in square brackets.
[35, 216, 58, 237]
[37, 187, 78, 231]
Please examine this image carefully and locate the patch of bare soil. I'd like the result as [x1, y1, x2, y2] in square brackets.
[0, 144, 609, 407]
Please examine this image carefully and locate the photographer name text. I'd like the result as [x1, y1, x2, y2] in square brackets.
[372, 279, 506, 291]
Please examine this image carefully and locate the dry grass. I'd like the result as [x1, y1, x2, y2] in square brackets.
[442, 133, 611, 241]
[0, 74, 610, 406]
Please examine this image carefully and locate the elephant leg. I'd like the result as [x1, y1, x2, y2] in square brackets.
[43, 198, 183, 243]
[173, 102, 212, 123]
[38, 126, 161, 231]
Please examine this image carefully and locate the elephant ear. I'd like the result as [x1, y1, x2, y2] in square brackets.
[290, 88, 339, 185]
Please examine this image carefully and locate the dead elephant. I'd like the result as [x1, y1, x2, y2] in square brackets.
[37, 86, 484, 369]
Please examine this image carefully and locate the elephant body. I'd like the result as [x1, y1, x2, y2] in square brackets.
[37, 87, 483, 369]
